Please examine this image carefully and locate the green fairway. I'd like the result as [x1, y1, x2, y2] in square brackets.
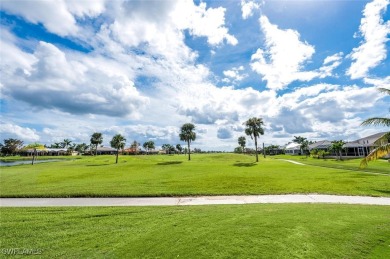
[273, 155, 390, 175]
[1, 154, 389, 197]
[1, 204, 389, 258]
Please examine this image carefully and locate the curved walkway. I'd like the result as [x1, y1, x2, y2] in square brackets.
[277, 159, 389, 176]
[1, 195, 390, 207]
[278, 159, 306, 165]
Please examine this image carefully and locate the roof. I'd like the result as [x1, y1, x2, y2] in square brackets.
[345, 132, 388, 147]
[285, 143, 301, 150]
[309, 140, 332, 150]
[96, 146, 117, 151]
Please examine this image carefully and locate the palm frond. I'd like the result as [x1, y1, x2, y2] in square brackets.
[373, 132, 390, 146]
[359, 143, 390, 168]
[361, 117, 390, 127]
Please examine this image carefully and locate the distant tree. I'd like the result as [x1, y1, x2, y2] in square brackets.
[62, 139, 72, 148]
[360, 87, 390, 168]
[110, 134, 126, 164]
[143, 141, 155, 154]
[162, 144, 173, 154]
[292, 136, 307, 155]
[238, 136, 246, 154]
[234, 147, 242, 153]
[300, 140, 309, 157]
[90, 132, 103, 156]
[75, 143, 88, 154]
[130, 141, 140, 155]
[244, 117, 264, 162]
[1, 138, 24, 155]
[176, 144, 183, 154]
[179, 123, 196, 161]
[330, 140, 346, 160]
[24, 143, 45, 150]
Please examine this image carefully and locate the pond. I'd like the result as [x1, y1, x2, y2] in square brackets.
[0, 159, 63, 167]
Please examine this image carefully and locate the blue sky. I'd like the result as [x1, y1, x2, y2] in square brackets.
[0, 0, 389, 151]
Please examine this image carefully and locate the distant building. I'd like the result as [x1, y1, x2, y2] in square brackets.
[285, 143, 301, 155]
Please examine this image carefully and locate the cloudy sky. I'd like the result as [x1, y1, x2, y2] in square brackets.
[0, 0, 389, 151]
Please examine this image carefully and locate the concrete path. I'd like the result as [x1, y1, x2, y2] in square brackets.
[279, 159, 306, 165]
[1, 195, 390, 207]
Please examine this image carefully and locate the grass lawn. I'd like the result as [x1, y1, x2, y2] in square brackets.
[1, 204, 389, 258]
[273, 155, 390, 175]
[0, 154, 389, 197]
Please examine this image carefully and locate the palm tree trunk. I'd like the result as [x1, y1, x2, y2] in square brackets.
[116, 149, 119, 164]
[254, 137, 258, 162]
[95, 145, 98, 156]
[187, 141, 191, 161]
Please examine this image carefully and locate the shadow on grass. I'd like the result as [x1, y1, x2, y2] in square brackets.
[374, 189, 390, 195]
[85, 164, 110, 167]
[156, 161, 183, 166]
[233, 162, 257, 167]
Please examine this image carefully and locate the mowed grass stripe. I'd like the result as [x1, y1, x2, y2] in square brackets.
[1, 154, 389, 197]
[1, 204, 389, 258]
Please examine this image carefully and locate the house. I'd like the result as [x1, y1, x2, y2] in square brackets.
[343, 132, 388, 157]
[308, 140, 332, 151]
[284, 143, 301, 155]
[46, 148, 69, 156]
[85, 146, 117, 155]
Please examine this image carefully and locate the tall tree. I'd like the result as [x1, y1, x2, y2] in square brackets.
[179, 123, 196, 161]
[110, 134, 126, 164]
[90, 132, 103, 156]
[1, 138, 24, 155]
[238, 136, 246, 153]
[330, 140, 346, 160]
[360, 87, 390, 167]
[244, 117, 264, 162]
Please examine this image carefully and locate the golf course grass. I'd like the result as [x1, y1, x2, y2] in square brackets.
[1, 204, 389, 258]
[1, 154, 389, 197]
[273, 155, 390, 175]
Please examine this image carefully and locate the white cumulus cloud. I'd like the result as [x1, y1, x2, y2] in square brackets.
[251, 16, 316, 90]
[347, 0, 390, 79]
[241, 0, 262, 19]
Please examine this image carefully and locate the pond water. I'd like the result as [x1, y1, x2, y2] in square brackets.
[0, 159, 63, 167]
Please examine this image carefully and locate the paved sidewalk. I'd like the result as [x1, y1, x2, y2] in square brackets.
[1, 195, 390, 207]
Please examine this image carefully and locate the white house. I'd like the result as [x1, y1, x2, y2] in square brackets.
[285, 143, 301, 155]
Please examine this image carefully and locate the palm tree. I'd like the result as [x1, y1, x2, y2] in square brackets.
[62, 139, 72, 148]
[179, 123, 196, 161]
[90, 132, 103, 156]
[244, 117, 264, 162]
[238, 136, 246, 153]
[330, 140, 346, 160]
[110, 134, 126, 164]
[360, 87, 390, 168]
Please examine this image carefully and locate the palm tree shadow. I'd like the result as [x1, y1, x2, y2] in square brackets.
[86, 164, 110, 167]
[233, 162, 257, 167]
[156, 161, 183, 165]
